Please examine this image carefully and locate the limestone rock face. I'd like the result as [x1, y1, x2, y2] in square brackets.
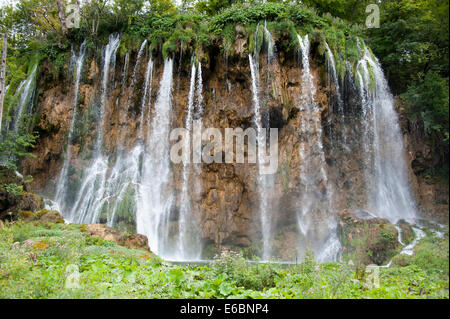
[86, 224, 150, 251]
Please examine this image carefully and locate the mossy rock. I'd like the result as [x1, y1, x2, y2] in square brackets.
[390, 253, 411, 267]
[337, 209, 401, 265]
[19, 211, 34, 218]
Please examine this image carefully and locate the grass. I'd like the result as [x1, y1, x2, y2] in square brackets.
[0, 219, 448, 299]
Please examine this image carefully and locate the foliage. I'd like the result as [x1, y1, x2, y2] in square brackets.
[0, 130, 38, 171]
[3, 183, 24, 197]
[402, 71, 449, 153]
[366, 0, 449, 174]
[0, 219, 448, 299]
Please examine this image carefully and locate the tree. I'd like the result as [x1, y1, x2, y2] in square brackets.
[302, 0, 372, 24]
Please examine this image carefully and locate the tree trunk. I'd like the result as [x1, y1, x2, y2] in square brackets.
[0, 34, 7, 132]
[55, 0, 68, 35]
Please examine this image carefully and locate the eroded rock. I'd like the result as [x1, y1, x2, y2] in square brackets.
[86, 224, 151, 252]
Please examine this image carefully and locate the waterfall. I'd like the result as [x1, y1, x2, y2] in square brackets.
[64, 34, 120, 223]
[356, 42, 417, 222]
[324, 42, 342, 107]
[138, 55, 153, 138]
[325, 42, 347, 147]
[130, 40, 147, 88]
[55, 41, 87, 206]
[297, 34, 340, 262]
[263, 22, 275, 65]
[193, 62, 204, 203]
[121, 52, 130, 88]
[176, 62, 203, 260]
[136, 58, 175, 258]
[46, 31, 420, 263]
[248, 23, 278, 261]
[195, 62, 204, 119]
[249, 53, 273, 261]
[7, 64, 37, 133]
[104, 145, 142, 228]
[178, 63, 197, 257]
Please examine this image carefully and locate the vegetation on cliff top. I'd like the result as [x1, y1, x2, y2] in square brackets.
[0, 216, 448, 298]
[0, 0, 448, 178]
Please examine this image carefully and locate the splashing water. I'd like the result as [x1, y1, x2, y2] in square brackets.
[136, 58, 176, 258]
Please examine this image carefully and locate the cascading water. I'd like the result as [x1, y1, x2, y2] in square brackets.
[138, 55, 153, 138]
[249, 56, 271, 260]
[0, 64, 37, 168]
[176, 61, 203, 260]
[297, 34, 340, 262]
[356, 42, 417, 222]
[100, 53, 154, 229]
[130, 40, 147, 88]
[248, 24, 278, 261]
[325, 42, 347, 147]
[263, 22, 275, 65]
[7, 64, 37, 134]
[136, 58, 176, 258]
[64, 34, 120, 224]
[55, 41, 87, 207]
[45, 30, 424, 264]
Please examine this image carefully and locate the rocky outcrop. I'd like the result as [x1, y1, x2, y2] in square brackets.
[14, 209, 65, 223]
[85, 224, 150, 251]
[337, 209, 401, 265]
[0, 166, 43, 221]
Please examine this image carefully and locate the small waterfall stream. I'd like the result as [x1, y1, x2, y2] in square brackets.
[325, 42, 347, 147]
[248, 23, 278, 261]
[7, 64, 37, 134]
[130, 40, 148, 88]
[138, 55, 153, 139]
[249, 53, 272, 260]
[177, 61, 203, 260]
[297, 34, 340, 261]
[55, 41, 87, 207]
